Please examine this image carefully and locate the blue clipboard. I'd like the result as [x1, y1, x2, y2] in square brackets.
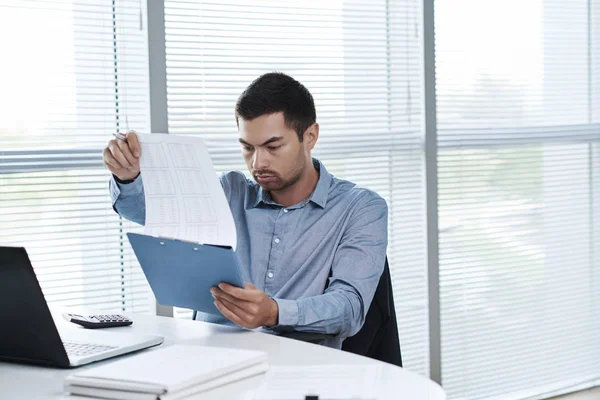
[127, 233, 244, 316]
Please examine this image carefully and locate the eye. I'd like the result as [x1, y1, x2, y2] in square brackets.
[243, 145, 254, 152]
[267, 145, 281, 151]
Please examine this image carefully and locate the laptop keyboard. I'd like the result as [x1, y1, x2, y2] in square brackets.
[63, 341, 118, 357]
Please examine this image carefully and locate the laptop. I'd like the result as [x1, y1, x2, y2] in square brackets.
[0, 246, 164, 368]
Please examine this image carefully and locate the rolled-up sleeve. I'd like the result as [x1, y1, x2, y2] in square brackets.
[109, 175, 146, 226]
[273, 194, 388, 338]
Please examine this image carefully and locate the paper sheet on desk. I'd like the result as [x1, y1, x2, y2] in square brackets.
[137, 133, 237, 250]
[249, 364, 381, 400]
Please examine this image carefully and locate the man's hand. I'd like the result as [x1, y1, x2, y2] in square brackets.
[103, 130, 141, 181]
[211, 282, 279, 329]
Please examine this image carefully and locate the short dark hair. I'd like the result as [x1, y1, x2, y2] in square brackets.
[235, 72, 316, 142]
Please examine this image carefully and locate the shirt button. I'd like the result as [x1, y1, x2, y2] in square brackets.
[274, 238, 280, 244]
[267, 272, 274, 278]
[283, 209, 289, 213]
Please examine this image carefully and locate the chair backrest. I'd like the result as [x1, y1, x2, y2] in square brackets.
[341, 257, 402, 367]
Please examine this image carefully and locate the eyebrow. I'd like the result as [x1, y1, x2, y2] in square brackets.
[238, 136, 283, 147]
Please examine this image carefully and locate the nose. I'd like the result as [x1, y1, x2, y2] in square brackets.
[252, 148, 270, 171]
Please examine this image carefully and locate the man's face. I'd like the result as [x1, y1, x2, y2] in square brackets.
[238, 112, 308, 192]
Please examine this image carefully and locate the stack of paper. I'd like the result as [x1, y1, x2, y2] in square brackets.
[64, 344, 268, 400]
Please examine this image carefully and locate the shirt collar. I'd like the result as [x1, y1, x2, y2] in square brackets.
[252, 158, 331, 209]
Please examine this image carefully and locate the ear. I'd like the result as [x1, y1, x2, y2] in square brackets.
[303, 123, 319, 151]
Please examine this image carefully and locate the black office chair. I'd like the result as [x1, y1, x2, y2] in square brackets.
[192, 258, 402, 367]
[280, 257, 402, 367]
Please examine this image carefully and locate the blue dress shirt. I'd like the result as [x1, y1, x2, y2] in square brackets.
[110, 159, 388, 349]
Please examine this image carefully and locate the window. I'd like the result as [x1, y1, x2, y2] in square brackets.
[436, 0, 600, 397]
[163, 0, 430, 375]
[0, 0, 153, 313]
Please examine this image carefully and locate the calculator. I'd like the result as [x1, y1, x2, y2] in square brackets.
[62, 313, 133, 329]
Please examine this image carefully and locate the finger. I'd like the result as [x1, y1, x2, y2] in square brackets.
[211, 287, 254, 311]
[125, 130, 141, 157]
[218, 282, 256, 301]
[214, 299, 250, 327]
[219, 297, 255, 323]
[116, 137, 139, 167]
[108, 141, 132, 168]
[103, 147, 124, 171]
[244, 282, 257, 290]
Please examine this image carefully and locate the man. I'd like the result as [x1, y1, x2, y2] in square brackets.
[103, 72, 387, 349]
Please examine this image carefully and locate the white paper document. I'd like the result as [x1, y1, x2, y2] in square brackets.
[250, 364, 382, 400]
[65, 345, 268, 400]
[137, 133, 237, 249]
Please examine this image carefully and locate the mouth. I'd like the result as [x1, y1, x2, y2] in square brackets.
[255, 175, 277, 184]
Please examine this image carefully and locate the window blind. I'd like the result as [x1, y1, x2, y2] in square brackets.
[0, 0, 153, 313]
[163, 0, 430, 376]
[436, 0, 600, 398]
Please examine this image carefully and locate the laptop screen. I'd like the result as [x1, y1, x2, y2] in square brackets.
[0, 246, 69, 367]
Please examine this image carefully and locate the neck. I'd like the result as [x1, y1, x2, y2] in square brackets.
[270, 161, 319, 207]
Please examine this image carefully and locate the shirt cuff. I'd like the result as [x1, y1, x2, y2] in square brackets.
[110, 174, 143, 201]
[272, 298, 300, 327]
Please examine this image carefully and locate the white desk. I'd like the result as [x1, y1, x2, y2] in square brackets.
[1, 312, 446, 399]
